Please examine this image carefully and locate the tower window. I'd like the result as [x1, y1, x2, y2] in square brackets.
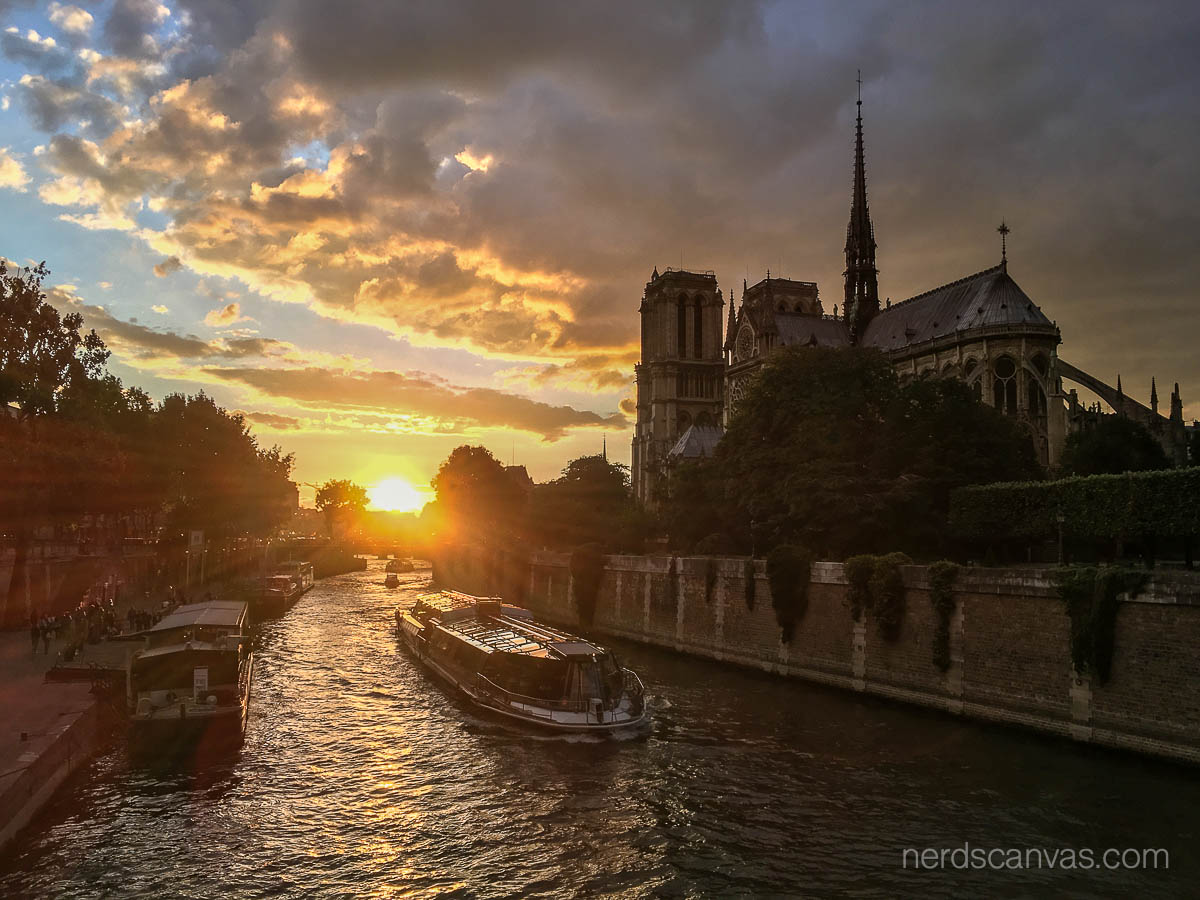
[677, 298, 687, 359]
[694, 298, 703, 359]
[993, 356, 1018, 415]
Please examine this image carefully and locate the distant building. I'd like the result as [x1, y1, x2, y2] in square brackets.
[632, 91, 1190, 505]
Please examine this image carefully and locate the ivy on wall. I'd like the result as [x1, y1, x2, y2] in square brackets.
[744, 558, 756, 611]
[569, 543, 605, 627]
[928, 561, 961, 671]
[766, 544, 813, 644]
[843, 552, 913, 641]
[1055, 566, 1148, 684]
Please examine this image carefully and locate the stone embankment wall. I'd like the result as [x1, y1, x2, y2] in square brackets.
[434, 548, 1200, 765]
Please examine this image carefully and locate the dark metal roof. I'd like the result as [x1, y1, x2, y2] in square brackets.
[861, 265, 1054, 352]
[668, 424, 723, 460]
[773, 313, 851, 348]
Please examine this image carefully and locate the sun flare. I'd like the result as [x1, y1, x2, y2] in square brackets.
[367, 477, 428, 513]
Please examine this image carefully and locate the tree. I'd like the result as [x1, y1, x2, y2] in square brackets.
[526, 454, 646, 551]
[315, 479, 368, 537]
[430, 446, 524, 542]
[662, 346, 1044, 558]
[1060, 416, 1171, 476]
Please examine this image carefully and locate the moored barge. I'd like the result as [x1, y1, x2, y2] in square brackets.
[395, 591, 645, 732]
[128, 600, 253, 748]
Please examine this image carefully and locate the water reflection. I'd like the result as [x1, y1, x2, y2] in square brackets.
[1, 560, 1197, 898]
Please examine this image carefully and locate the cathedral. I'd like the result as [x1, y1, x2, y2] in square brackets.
[632, 93, 1191, 506]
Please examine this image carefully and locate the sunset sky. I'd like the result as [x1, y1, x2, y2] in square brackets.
[2, 1, 1197, 507]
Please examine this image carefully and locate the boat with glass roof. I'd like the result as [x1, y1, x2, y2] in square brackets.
[395, 591, 645, 732]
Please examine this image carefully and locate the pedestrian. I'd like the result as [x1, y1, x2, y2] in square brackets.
[42, 622, 51, 655]
[31, 620, 40, 655]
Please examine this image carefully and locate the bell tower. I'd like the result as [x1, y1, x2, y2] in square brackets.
[632, 268, 725, 505]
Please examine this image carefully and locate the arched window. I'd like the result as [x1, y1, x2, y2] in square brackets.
[971, 379, 983, 401]
[1031, 353, 1049, 377]
[677, 298, 687, 359]
[694, 298, 703, 358]
[993, 356, 1018, 415]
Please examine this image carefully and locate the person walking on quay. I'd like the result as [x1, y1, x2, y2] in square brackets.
[41, 618, 52, 655]
[30, 618, 40, 655]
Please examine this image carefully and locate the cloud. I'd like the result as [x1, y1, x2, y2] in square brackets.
[10, 0, 1200, 413]
[48, 3, 94, 36]
[150, 303, 167, 312]
[203, 301, 250, 327]
[240, 410, 302, 430]
[0, 147, 30, 190]
[204, 365, 628, 441]
[153, 255, 182, 276]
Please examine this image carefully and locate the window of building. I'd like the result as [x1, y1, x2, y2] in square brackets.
[694, 298, 703, 358]
[677, 297, 688, 359]
[993, 355, 1018, 415]
[1027, 378, 1046, 417]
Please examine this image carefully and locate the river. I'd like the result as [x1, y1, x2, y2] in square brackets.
[1, 561, 1197, 898]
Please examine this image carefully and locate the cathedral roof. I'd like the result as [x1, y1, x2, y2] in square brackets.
[773, 313, 851, 348]
[667, 425, 723, 460]
[860, 264, 1054, 352]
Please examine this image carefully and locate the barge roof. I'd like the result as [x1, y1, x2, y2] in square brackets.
[413, 592, 605, 659]
[152, 600, 246, 633]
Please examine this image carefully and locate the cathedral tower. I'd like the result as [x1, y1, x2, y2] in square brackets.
[844, 77, 879, 344]
[632, 268, 725, 505]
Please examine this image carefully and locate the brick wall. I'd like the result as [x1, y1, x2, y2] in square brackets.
[433, 548, 1200, 765]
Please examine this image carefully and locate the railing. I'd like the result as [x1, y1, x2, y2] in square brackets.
[474, 668, 646, 717]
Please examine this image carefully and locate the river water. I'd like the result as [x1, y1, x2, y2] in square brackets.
[1, 561, 1197, 898]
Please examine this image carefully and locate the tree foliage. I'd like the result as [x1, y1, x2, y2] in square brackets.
[661, 347, 1041, 558]
[525, 454, 646, 552]
[430, 445, 525, 543]
[315, 478, 368, 536]
[1060, 415, 1171, 476]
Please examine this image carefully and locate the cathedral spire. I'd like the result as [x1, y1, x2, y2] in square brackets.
[845, 70, 879, 345]
[724, 287, 736, 352]
[1151, 377, 1159, 416]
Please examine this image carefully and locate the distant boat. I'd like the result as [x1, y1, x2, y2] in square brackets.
[385, 572, 401, 588]
[395, 591, 646, 733]
[385, 558, 414, 573]
[128, 600, 253, 748]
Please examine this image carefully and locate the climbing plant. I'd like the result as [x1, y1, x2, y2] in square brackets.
[928, 560, 961, 671]
[1055, 566, 1148, 684]
[743, 558, 757, 610]
[569, 543, 606, 627]
[844, 555, 875, 621]
[667, 555, 678, 606]
[842, 552, 912, 641]
[766, 544, 813, 644]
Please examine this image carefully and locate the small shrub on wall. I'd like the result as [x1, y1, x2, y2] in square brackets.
[928, 561, 961, 671]
[766, 545, 813, 644]
[1055, 566, 1148, 684]
[844, 555, 875, 621]
[843, 552, 912, 641]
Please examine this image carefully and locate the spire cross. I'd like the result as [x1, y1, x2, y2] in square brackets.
[998, 221, 1010, 264]
[856, 69, 862, 105]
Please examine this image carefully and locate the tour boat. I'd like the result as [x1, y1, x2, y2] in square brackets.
[385, 572, 401, 588]
[276, 560, 315, 592]
[128, 600, 253, 748]
[385, 558, 415, 574]
[395, 591, 646, 732]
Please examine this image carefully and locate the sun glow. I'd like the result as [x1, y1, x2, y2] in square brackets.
[367, 478, 428, 513]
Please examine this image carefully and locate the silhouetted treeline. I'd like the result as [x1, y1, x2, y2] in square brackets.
[1, 262, 296, 581]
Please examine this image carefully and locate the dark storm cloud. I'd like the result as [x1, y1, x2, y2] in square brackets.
[203, 366, 628, 441]
[13, 0, 1200, 408]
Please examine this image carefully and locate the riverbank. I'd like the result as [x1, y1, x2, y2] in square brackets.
[434, 547, 1200, 766]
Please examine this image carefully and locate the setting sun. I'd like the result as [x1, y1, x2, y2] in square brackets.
[367, 478, 429, 513]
